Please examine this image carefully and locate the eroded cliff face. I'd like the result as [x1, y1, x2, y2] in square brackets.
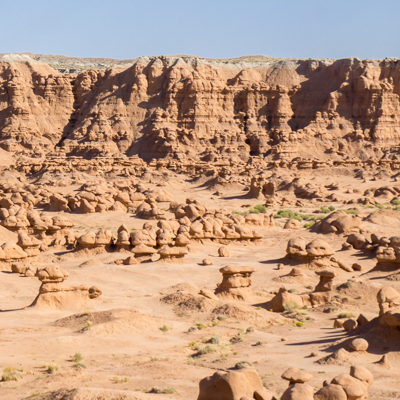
[2, 54, 400, 164]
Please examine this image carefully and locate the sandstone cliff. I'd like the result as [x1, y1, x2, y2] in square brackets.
[2, 54, 400, 164]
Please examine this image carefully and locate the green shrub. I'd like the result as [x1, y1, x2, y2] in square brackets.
[253, 204, 267, 213]
[375, 204, 384, 209]
[283, 301, 299, 312]
[206, 336, 220, 345]
[232, 210, 248, 216]
[328, 205, 336, 211]
[296, 321, 304, 327]
[159, 325, 169, 332]
[71, 353, 83, 363]
[320, 206, 330, 213]
[249, 208, 260, 214]
[303, 222, 315, 229]
[392, 199, 400, 205]
[344, 209, 359, 215]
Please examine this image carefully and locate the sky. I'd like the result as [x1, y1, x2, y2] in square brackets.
[2, 0, 400, 60]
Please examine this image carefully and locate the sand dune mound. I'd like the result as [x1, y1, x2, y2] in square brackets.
[211, 303, 290, 327]
[164, 282, 200, 295]
[28, 387, 150, 400]
[53, 308, 160, 335]
[161, 292, 218, 312]
[316, 348, 362, 365]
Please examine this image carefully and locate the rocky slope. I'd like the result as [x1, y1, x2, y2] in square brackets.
[1, 53, 400, 165]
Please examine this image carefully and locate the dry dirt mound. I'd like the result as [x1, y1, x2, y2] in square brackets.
[28, 387, 150, 400]
[335, 281, 380, 305]
[79, 258, 104, 267]
[364, 210, 400, 228]
[161, 292, 218, 312]
[316, 348, 363, 365]
[163, 282, 200, 295]
[211, 303, 290, 327]
[53, 308, 161, 335]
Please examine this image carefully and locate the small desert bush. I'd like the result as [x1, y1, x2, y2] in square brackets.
[235, 361, 253, 369]
[248, 208, 260, 214]
[2, 366, 21, 381]
[253, 204, 267, 213]
[320, 206, 330, 213]
[71, 353, 83, 363]
[197, 345, 217, 355]
[44, 364, 58, 375]
[206, 336, 220, 345]
[159, 325, 169, 333]
[232, 210, 248, 216]
[303, 221, 315, 229]
[338, 311, 354, 319]
[149, 387, 177, 394]
[392, 199, 400, 205]
[283, 301, 299, 312]
[112, 376, 128, 383]
[296, 321, 304, 327]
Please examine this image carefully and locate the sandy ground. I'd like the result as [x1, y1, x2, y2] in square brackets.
[1, 171, 400, 399]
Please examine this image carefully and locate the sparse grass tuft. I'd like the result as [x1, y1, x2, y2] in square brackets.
[338, 311, 354, 319]
[197, 345, 217, 355]
[283, 301, 299, 312]
[159, 325, 169, 333]
[71, 353, 83, 363]
[344, 209, 359, 215]
[2, 366, 21, 382]
[44, 364, 58, 375]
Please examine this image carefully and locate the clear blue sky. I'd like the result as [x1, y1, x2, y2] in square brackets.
[2, 0, 399, 60]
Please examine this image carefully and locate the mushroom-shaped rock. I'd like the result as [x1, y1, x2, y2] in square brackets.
[284, 219, 301, 230]
[306, 239, 334, 256]
[281, 367, 313, 386]
[158, 245, 189, 259]
[52, 215, 74, 228]
[1, 242, 28, 260]
[36, 265, 69, 283]
[314, 269, 338, 292]
[131, 244, 157, 255]
[286, 238, 307, 257]
[215, 265, 256, 301]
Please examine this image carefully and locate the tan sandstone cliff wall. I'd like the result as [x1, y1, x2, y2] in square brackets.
[1, 54, 400, 164]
